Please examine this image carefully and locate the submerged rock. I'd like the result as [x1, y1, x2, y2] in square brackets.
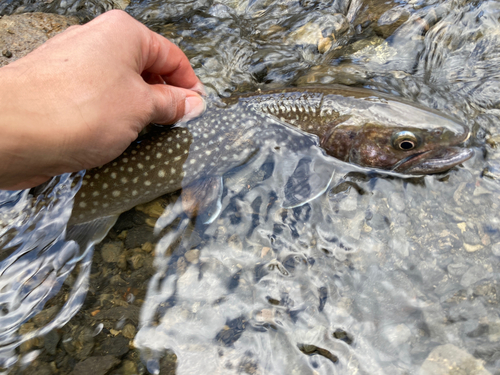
[418, 344, 491, 375]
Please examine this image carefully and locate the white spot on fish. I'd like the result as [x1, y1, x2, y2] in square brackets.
[146, 156, 150, 161]
[94, 174, 100, 179]
[103, 183, 108, 189]
[123, 158, 128, 163]
[137, 163, 144, 169]
[91, 209, 97, 214]
[120, 167, 124, 171]
[158, 170, 166, 178]
[103, 203, 109, 208]
[132, 190, 138, 196]
[104, 168, 109, 173]
[146, 145, 151, 150]
[145, 181, 151, 186]
[168, 149, 173, 154]
[79, 202, 87, 208]
[82, 180, 88, 186]
[128, 167, 133, 173]
[92, 191, 99, 197]
[156, 152, 162, 159]
[112, 190, 121, 197]
[121, 177, 128, 184]
[171, 168, 176, 174]
[132, 177, 139, 183]
[80, 193, 86, 198]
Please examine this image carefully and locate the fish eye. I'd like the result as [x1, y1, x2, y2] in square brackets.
[392, 131, 419, 151]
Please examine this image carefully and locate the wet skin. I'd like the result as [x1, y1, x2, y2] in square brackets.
[70, 86, 473, 225]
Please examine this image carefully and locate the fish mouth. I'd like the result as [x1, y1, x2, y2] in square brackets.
[393, 147, 474, 174]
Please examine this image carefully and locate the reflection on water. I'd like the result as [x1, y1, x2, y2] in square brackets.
[0, 0, 500, 373]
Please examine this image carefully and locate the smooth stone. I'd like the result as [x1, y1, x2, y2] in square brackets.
[418, 344, 491, 375]
[70, 355, 120, 375]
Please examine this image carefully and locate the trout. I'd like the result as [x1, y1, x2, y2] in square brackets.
[69, 86, 473, 225]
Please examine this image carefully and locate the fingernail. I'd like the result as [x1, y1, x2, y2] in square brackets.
[183, 95, 206, 122]
[190, 82, 207, 97]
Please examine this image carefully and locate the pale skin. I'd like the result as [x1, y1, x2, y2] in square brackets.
[0, 10, 206, 190]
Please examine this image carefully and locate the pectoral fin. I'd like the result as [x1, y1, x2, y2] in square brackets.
[282, 151, 335, 209]
[154, 176, 224, 234]
[181, 176, 223, 224]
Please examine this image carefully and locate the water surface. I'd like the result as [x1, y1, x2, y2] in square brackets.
[0, 0, 499, 374]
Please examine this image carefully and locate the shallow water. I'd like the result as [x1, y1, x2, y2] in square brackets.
[1, 0, 500, 373]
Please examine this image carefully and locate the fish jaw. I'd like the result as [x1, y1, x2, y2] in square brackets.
[393, 147, 474, 174]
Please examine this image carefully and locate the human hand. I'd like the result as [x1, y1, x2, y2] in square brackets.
[0, 10, 205, 190]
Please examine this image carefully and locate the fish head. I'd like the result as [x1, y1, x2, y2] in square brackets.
[323, 121, 473, 174]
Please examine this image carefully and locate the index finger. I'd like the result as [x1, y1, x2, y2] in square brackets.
[141, 28, 203, 93]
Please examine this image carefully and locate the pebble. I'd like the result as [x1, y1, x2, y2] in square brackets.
[101, 242, 124, 263]
[185, 249, 200, 263]
[491, 242, 500, 256]
[461, 265, 492, 288]
[129, 253, 144, 270]
[122, 324, 136, 339]
[70, 355, 120, 375]
[141, 241, 153, 253]
[418, 344, 491, 375]
[121, 360, 138, 375]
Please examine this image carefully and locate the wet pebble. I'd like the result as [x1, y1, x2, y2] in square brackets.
[185, 249, 200, 263]
[461, 265, 492, 288]
[62, 327, 95, 361]
[129, 253, 144, 270]
[418, 344, 491, 375]
[447, 262, 469, 277]
[97, 335, 130, 357]
[373, 7, 411, 38]
[124, 226, 154, 249]
[491, 242, 500, 256]
[70, 355, 120, 375]
[43, 330, 60, 356]
[101, 242, 124, 263]
[122, 324, 136, 340]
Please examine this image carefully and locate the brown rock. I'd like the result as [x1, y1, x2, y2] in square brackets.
[0, 13, 78, 68]
[71, 355, 120, 375]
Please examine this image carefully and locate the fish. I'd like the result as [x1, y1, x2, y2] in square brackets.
[69, 85, 473, 226]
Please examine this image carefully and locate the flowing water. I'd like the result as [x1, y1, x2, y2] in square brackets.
[0, 0, 500, 374]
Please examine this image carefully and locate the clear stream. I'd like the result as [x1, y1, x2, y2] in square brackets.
[1, 0, 500, 374]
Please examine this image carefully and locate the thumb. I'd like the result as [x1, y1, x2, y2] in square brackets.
[148, 84, 206, 124]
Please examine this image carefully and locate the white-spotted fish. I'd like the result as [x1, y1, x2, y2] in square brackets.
[69, 85, 473, 226]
